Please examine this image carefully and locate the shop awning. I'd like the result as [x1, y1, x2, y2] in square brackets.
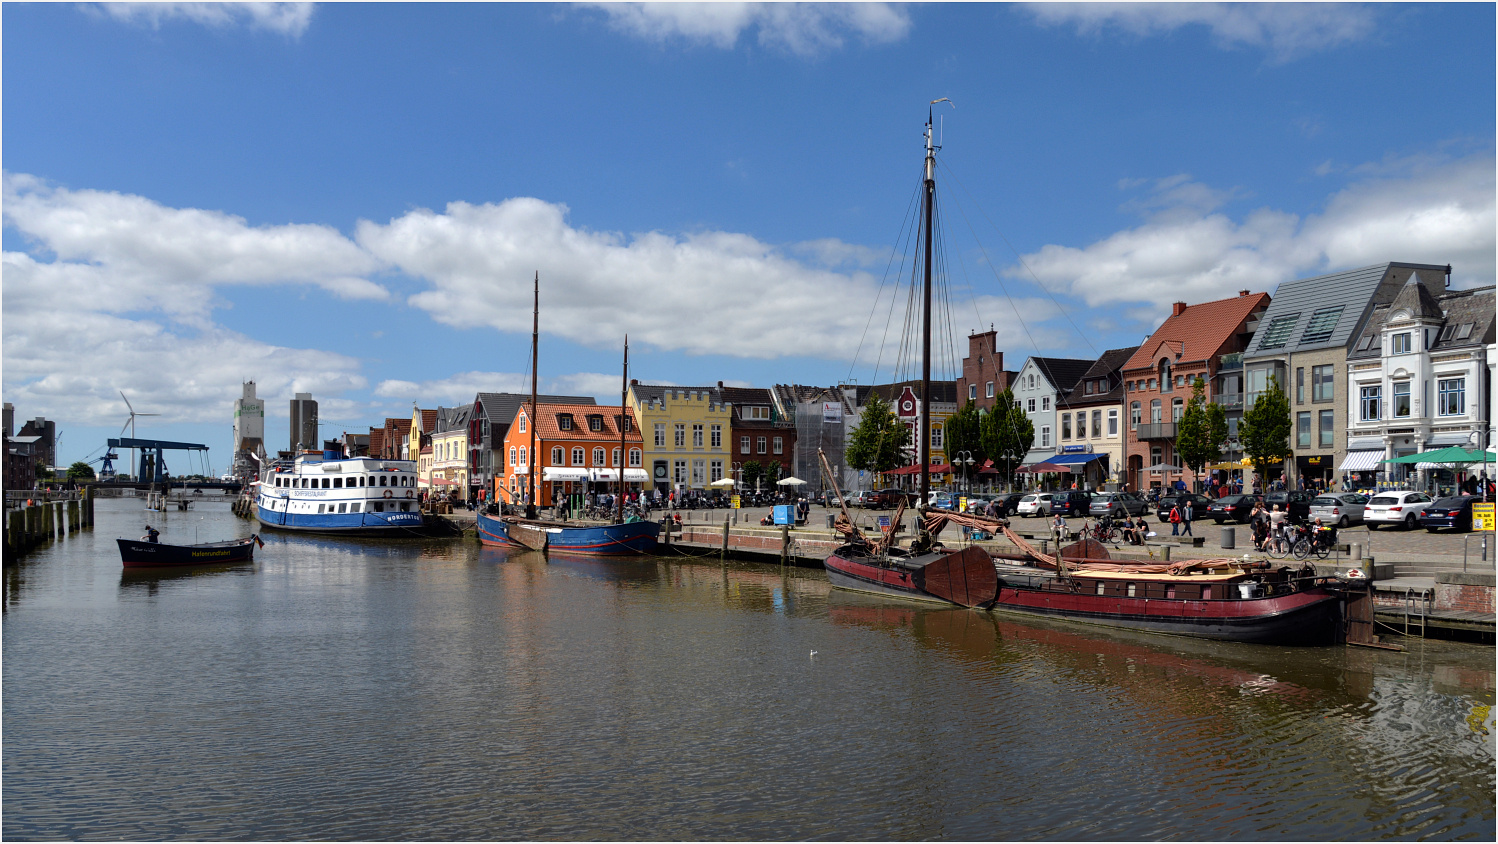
[1045, 452, 1106, 467]
[1015, 462, 1068, 474]
[542, 467, 590, 481]
[886, 463, 947, 475]
[589, 468, 650, 482]
[1339, 451, 1384, 472]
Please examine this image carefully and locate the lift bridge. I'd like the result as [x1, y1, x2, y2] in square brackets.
[107, 437, 210, 485]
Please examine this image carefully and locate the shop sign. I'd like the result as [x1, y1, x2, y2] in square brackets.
[1474, 503, 1495, 532]
[823, 402, 843, 423]
[1059, 444, 1092, 454]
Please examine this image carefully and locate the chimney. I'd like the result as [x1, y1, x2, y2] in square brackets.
[1172, 302, 1188, 316]
[630, 378, 638, 385]
[717, 381, 724, 388]
[1238, 290, 1250, 297]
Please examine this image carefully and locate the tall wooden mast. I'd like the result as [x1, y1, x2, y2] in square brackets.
[528, 272, 538, 513]
[618, 336, 629, 525]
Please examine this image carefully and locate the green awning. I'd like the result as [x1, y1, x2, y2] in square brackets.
[1382, 447, 1497, 465]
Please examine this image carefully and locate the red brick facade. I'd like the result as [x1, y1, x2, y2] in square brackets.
[956, 330, 1015, 411]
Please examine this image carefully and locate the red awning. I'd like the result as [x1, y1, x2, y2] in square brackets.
[885, 463, 949, 475]
[1015, 462, 1067, 474]
[429, 477, 459, 486]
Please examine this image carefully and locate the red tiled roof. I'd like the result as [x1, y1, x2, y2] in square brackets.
[521, 403, 643, 443]
[419, 409, 438, 433]
[1123, 291, 1270, 372]
[368, 429, 385, 453]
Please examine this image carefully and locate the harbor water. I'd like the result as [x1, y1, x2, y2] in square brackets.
[4, 498, 1494, 840]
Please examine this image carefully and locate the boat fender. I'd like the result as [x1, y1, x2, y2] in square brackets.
[1340, 568, 1368, 582]
[383, 490, 393, 499]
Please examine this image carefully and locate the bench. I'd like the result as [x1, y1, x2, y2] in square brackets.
[1173, 536, 1206, 547]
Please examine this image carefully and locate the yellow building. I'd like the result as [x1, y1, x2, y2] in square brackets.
[627, 381, 732, 496]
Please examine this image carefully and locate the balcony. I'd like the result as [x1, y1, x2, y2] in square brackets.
[1213, 393, 1244, 412]
[1218, 353, 1243, 372]
[1136, 422, 1177, 440]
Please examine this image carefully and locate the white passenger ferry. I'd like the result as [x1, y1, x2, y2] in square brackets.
[255, 449, 426, 534]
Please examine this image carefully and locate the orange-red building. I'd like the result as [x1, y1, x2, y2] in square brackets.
[498, 403, 646, 506]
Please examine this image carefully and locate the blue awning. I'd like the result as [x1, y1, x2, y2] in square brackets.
[1045, 452, 1106, 466]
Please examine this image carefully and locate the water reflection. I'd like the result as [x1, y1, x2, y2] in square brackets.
[3, 499, 1493, 840]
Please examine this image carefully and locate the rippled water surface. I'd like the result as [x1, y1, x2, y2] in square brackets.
[4, 499, 1495, 840]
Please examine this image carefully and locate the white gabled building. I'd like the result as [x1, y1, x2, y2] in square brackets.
[1343, 278, 1495, 491]
[1012, 356, 1095, 470]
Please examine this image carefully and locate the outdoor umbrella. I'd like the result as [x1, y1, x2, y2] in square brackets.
[1142, 462, 1184, 473]
[776, 477, 807, 486]
[709, 477, 737, 488]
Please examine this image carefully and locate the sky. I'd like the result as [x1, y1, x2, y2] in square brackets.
[4, 2, 1494, 474]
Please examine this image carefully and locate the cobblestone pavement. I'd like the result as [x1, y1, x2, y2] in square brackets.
[696, 502, 1496, 569]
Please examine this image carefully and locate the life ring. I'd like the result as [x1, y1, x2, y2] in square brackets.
[407, 490, 414, 499]
[383, 490, 393, 499]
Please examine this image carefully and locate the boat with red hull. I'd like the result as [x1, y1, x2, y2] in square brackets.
[823, 544, 998, 608]
[987, 562, 1341, 645]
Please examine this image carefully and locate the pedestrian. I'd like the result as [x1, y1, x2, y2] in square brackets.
[1181, 499, 1194, 536]
[1168, 502, 1182, 536]
[1051, 510, 1067, 549]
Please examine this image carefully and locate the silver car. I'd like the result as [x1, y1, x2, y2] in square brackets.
[1308, 493, 1369, 528]
[1016, 493, 1053, 517]
[1089, 492, 1149, 518]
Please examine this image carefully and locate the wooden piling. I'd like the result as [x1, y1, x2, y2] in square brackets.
[721, 518, 730, 561]
[780, 525, 789, 566]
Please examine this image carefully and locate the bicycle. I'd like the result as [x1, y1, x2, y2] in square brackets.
[1088, 519, 1119, 543]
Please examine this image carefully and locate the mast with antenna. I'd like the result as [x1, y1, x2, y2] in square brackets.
[920, 107, 936, 516]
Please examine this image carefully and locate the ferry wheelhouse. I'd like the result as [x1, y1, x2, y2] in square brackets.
[256, 449, 425, 534]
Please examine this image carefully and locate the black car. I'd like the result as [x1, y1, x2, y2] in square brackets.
[1419, 495, 1480, 532]
[1262, 490, 1313, 524]
[1205, 494, 1261, 524]
[1155, 493, 1216, 523]
[1049, 490, 1094, 517]
[988, 493, 1026, 517]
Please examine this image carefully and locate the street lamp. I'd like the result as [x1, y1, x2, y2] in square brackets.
[955, 450, 975, 495]
[1469, 427, 1496, 502]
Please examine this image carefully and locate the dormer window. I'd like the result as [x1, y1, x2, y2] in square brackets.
[559, 415, 573, 431]
[1391, 333, 1412, 354]
[588, 415, 603, 432]
[747, 406, 770, 421]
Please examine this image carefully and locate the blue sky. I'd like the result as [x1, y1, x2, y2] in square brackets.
[4, 2, 1493, 472]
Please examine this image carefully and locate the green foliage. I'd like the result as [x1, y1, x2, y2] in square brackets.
[762, 460, 783, 485]
[943, 400, 986, 470]
[980, 388, 1033, 489]
[845, 392, 912, 474]
[66, 461, 96, 481]
[1239, 374, 1292, 479]
[1175, 377, 1228, 477]
[741, 461, 764, 490]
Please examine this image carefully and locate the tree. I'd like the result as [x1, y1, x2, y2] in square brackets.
[1175, 376, 1229, 487]
[1238, 373, 1292, 483]
[845, 392, 911, 475]
[980, 388, 1034, 491]
[943, 400, 987, 477]
[741, 461, 764, 491]
[762, 460, 783, 486]
[66, 461, 96, 481]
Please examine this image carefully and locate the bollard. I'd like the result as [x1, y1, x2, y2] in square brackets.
[1163, 544, 1171, 562]
[827, 514, 835, 529]
[1220, 525, 1235, 550]
[1350, 543, 1362, 563]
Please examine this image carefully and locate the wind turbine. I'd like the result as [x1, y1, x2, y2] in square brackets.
[120, 391, 160, 482]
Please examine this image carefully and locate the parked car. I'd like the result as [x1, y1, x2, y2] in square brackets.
[1262, 490, 1313, 524]
[1308, 493, 1369, 528]
[1419, 495, 1480, 532]
[927, 491, 957, 510]
[1016, 493, 1053, 517]
[1049, 490, 1094, 518]
[1364, 490, 1434, 530]
[962, 493, 994, 514]
[1089, 491, 1149, 519]
[1155, 493, 1216, 523]
[1204, 493, 1261, 524]
[848, 490, 873, 508]
[867, 488, 909, 509]
[993, 493, 1027, 517]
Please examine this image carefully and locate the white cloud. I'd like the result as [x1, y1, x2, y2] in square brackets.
[1011, 152, 1495, 322]
[355, 197, 896, 360]
[373, 371, 644, 405]
[577, 2, 911, 55]
[3, 174, 386, 326]
[1022, 2, 1379, 62]
[0, 301, 365, 427]
[92, 3, 315, 37]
